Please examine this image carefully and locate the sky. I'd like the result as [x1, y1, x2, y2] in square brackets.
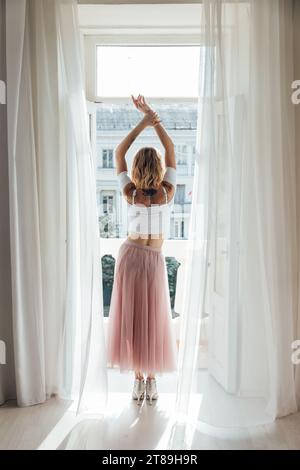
[96, 46, 200, 98]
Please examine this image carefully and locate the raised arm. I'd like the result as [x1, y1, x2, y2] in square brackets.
[115, 103, 160, 174]
[115, 117, 147, 174]
[131, 95, 176, 169]
[153, 122, 176, 169]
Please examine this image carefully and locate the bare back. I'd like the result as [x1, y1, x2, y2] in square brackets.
[125, 182, 175, 248]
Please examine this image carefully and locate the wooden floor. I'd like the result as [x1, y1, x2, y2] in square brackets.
[1, 394, 300, 450]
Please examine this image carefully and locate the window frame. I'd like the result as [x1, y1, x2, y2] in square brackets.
[84, 35, 203, 103]
[84, 30, 201, 241]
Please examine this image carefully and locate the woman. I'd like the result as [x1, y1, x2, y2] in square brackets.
[106, 95, 178, 405]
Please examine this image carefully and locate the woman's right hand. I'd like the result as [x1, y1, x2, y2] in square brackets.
[131, 94, 153, 114]
[132, 95, 161, 127]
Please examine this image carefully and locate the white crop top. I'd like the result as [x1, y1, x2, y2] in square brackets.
[117, 166, 177, 237]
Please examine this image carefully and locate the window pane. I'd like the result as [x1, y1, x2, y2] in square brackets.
[96, 46, 200, 98]
[101, 148, 114, 168]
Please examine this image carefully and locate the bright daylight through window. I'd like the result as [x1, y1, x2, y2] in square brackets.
[92, 45, 200, 317]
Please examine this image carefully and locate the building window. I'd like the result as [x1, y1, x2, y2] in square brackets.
[174, 220, 180, 238]
[102, 149, 114, 168]
[174, 219, 185, 239]
[175, 184, 185, 204]
[102, 194, 114, 214]
[181, 220, 185, 238]
[176, 144, 188, 165]
[98, 192, 117, 238]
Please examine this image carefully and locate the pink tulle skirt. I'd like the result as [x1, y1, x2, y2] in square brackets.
[106, 239, 178, 375]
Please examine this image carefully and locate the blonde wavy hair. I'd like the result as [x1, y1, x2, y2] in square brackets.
[131, 147, 165, 190]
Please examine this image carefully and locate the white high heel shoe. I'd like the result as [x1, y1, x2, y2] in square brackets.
[132, 378, 145, 405]
[146, 378, 158, 405]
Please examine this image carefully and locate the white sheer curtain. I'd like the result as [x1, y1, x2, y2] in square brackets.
[6, 0, 107, 412]
[5, 0, 299, 435]
[175, 0, 298, 436]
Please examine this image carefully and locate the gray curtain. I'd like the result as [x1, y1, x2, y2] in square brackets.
[295, 0, 300, 409]
[0, 0, 16, 406]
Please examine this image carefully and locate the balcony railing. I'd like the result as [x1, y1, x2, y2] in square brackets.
[100, 238, 188, 316]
